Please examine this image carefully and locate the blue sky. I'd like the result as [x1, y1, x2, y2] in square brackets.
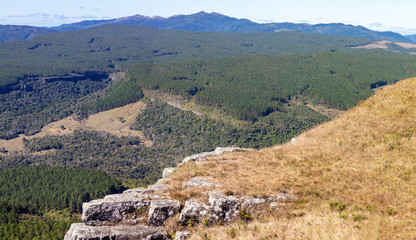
[2, 0, 416, 35]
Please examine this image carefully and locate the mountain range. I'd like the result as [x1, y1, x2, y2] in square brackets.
[0, 11, 414, 43]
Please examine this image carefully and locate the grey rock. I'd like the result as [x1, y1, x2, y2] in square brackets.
[180, 147, 250, 165]
[148, 199, 181, 226]
[64, 223, 169, 240]
[207, 190, 240, 224]
[240, 197, 267, 211]
[162, 167, 176, 179]
[179, 199, 209, 226]
[195, 159, 235, 165]
[269, 202, 281, 208]
[214, 147, 249, 155]
[123, 187, 154, 195]
[82, 192, 164, 226]
[185, 177, 221, 189]
[147, 181, 169, 194]
[268, 193, 296, 202]
[174, 230, 192, 240]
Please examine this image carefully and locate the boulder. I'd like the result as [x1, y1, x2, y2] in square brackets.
[174, 230, 192, 240]
[64, 223, 169, 240]
[147, 180, 169, 194]
[148, 199, 181, 226]
[82, 191, 164, 226]
[162, 167, 176, 179]
[179, 199, 209, 226]
[268, 193, 296, 202]
[123, 187, 155, 195]
[240, 197, 267, 212]
[185, 176, 221, 189]
[180, 147, 250, 165]
[207, 190, 240, 224]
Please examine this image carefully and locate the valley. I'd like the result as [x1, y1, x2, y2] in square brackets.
[1, 13, 416, 239]
[0, 100, 149, 153]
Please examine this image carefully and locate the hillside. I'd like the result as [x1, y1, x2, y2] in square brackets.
[52, 12, 413, 43]
[127, 52, 416, 120]
[0, 25, 56, 42]
[0, 25, 369, 140]
[164, 77, 416, 239]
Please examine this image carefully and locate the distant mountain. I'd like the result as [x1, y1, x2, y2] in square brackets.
[51, 19, 115, 32]
[0, 12, 414, 43]
[406, 34, 416, 41]
[279, 23, 413, 43]
[52, 12, 414, 43]
[0, 25, 56, 42]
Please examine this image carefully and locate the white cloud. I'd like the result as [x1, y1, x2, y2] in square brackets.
[297, 20, 312, 24]
[367, 22, 416, 35]
[258, 19, 275, 23]
[369, 22, 383, 28]
[1, 13, 110, 27]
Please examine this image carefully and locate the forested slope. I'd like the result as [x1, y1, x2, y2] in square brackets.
[0, 24, 369, 89]
[0, 166, 124, 239]
[165, 77, 416, 239]
[0, 25, 370, 140]
[127, 52, 416, 121]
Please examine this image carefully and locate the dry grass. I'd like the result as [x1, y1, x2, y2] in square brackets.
[167, 77, 416, 239]
[352, 40, 416, 50]
[0, 101, 151, 153]
[143, 88, 250, 127]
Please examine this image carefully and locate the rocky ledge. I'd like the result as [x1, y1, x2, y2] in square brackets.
[65, 147, 295, 240]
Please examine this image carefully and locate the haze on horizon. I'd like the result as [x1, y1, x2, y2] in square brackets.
[2, 0, 416, 35]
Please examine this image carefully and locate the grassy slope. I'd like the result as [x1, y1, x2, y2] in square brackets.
[0, 101, 149, 152]
[167, 77, 416, 239]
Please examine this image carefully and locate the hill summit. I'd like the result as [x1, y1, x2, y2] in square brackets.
[164, 77, 416, 239]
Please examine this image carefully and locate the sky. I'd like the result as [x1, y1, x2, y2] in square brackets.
[2, 0, 416, 35]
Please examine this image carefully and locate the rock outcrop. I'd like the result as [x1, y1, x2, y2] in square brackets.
[65, 147, 295, 240]
[180, 147, 250, 166]
[65, 223, 169, 240]
[185, 176, 221, 189]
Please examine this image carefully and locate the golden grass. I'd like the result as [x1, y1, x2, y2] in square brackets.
[143, 88, 250, 127]
[0, 101, 151, 153]
[167, 77, 416, 239]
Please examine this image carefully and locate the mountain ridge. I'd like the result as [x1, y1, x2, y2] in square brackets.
[52, 11, 414, 43]
[0, 12, 413, 43]
[0, 25, 55, 42]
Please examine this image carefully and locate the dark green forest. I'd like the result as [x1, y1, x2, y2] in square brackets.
[0, 25, 370, 140]
[0, 166, 125, 239]
[0, 73, 110, 139]
[0, 25, 369, 89]
[127, 52, 416, 121]
[0, 101, 329, 185]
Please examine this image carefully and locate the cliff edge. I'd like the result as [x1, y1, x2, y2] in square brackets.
[65, 147, 295, 240]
